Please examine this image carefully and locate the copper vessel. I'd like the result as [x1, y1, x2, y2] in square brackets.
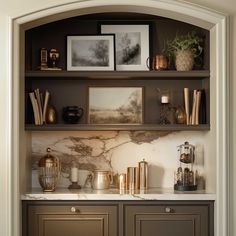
[146, 54, 169, 71]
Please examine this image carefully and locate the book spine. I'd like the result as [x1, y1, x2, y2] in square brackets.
[29, 92, 39, 125]
[184, 88, 190, 125]
[43, 90, 50, 123]
[195, 90, 201, 125]
[34, 89, 43, 125]
[191, 90, 197, 125]
[199, 89, 206, 124]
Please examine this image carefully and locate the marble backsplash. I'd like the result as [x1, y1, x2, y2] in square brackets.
[31, 131, 206, 189]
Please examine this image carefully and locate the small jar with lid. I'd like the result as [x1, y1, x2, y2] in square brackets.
[38, 148, 61, 192]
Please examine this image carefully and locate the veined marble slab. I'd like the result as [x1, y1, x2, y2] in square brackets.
[21, 188, 216, 201]
[31, 131, 207, 189]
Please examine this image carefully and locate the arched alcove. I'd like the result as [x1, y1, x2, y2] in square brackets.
[9, 1, 229, 236]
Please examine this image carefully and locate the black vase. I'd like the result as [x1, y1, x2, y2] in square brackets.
[62, 106, 83, 124]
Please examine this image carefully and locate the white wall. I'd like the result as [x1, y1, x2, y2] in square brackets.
[0, 0, 235, 235]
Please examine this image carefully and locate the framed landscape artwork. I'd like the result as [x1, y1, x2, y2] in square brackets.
[67, 35, 115, 71]
[100, 24, 150, 71]
[88, 87, 143, 124]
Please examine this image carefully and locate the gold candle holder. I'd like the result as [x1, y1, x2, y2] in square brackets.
[117, 173, 127, 190]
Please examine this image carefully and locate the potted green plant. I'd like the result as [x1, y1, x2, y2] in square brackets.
[167, 31, 203, 71]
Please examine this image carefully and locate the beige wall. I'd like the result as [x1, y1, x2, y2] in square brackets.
[0, 0, 235, 235]
[185, 1, 235, 236]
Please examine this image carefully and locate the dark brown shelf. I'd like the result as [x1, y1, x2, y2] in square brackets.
[25, 70, 210, 80]
[25, 124, 210, 131]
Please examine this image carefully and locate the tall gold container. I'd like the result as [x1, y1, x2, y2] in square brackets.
[38, 148, 60, 192]
[127, 167, 139, 190]
[138, 159, 148, 190]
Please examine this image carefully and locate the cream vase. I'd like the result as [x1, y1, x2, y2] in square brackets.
[175, 50, 194, 71]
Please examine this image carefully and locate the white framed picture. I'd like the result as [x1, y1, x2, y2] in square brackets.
[67, 35, 115, 71]
[88, 87, 144, 124]
[100, 24, 150, 71]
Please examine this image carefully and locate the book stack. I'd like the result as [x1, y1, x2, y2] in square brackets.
[29, 89, 50, 125]
[184, 88, 206, 125]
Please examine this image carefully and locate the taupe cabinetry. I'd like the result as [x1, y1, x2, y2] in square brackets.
[23, 201, 214, 236]
[23, 202, 118, 236]
[124, 202, 213, 236]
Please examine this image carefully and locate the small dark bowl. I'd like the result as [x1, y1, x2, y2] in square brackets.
[62, 106, 83, 124]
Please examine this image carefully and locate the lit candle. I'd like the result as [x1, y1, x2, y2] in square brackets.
[71, 166, 78, 182]
[161, 95, 169, 104]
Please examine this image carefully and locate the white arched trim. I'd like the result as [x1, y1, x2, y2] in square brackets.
[6, 1, 229, 236]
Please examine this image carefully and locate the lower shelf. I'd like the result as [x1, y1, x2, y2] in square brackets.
[25, 124, 210, 131]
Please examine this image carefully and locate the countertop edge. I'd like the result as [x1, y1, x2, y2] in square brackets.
[21, 188, 216, 201]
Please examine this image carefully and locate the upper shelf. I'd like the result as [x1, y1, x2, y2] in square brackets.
[25, 70, 210, 80]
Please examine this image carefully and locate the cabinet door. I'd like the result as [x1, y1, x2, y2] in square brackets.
[125, 204, 209, 236]
[27, 204, 117, 236]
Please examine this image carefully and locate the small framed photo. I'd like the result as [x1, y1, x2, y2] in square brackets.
[100, 24, 150, 71]
[67, 35, 115, 71]
[88, 87, 144, 124]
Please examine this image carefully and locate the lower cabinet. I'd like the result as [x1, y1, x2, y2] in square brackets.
[124, 202, 214, 236]
[22, 201, 214, 236]
[23, 202, 118, 236]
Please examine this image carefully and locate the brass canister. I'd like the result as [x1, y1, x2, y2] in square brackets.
[138, 159, 148, 190]
[38, 148, 60, 192]
[127, 167, 139, 190]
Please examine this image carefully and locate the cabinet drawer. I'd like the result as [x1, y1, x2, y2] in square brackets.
[26, 203, 118, 236]
[124, 203, 211, 236]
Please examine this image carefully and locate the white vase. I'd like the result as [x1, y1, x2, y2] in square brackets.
[175, 50, 194, 71]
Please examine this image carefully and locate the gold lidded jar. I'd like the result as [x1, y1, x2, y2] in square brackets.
[38, 148, 60, 192]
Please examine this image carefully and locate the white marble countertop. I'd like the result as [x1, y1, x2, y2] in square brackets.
[21, 188, 216, 201]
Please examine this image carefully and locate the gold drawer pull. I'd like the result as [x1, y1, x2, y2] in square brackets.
[71, 207, 80, 213]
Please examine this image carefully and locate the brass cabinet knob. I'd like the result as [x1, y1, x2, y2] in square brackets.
[165, 207, 172, 213]
[71, 207, 80, 213]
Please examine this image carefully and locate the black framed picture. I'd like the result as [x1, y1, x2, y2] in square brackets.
[67, 35, 115, 71]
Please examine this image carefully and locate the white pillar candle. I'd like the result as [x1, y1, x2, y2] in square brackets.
[71, 167, 78, 182]
[161, 95, 169, 103]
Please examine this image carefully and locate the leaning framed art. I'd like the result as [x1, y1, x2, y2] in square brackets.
[88, 86, 144, 124]
[100, 24, 150, 71]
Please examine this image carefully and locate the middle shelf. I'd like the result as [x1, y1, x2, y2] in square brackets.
[25, 71, 210, 130]
[25, 124, 210, 131]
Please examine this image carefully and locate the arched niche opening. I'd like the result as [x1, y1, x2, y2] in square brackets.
[11, 2, 228, 236]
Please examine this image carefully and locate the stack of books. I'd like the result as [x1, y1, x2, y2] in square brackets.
[184, 88, 206, 125]
[29, 89, 50, 125]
